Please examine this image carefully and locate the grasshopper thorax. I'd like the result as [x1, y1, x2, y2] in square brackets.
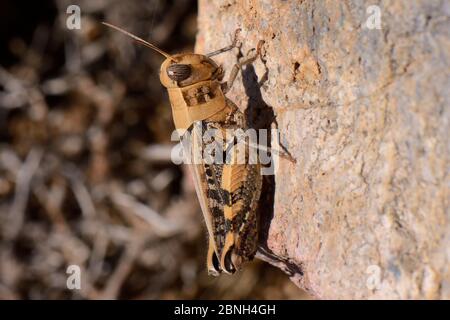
[159, 54, 228, 132]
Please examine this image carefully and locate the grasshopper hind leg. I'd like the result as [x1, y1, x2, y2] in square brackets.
[207, 238, 222, 276]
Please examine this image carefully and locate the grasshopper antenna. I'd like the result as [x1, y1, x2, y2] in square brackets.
[102, 22, 172, 59]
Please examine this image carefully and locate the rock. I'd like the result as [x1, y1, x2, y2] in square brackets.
[196, 0, 449, 299]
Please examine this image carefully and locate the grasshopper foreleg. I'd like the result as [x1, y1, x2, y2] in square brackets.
[222, 40, 265, 94]
[206, 28, 242, 57]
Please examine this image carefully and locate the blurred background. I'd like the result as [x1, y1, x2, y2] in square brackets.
[0, 0, 308, 299]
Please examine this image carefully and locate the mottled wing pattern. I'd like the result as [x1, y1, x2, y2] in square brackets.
[183, 105, 262, 275]
[182, 122, 225, 275]
[182, 123, 217, 243]
[221, 159, 261, 264]
[219, 116, 262, 270]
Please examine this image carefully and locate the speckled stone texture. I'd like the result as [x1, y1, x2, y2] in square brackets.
[196, 0, 449, 299]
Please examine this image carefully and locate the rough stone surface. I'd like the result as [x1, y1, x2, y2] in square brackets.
[196, 0, 449, 299]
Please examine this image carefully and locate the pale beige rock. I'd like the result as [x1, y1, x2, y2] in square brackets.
[196, 0, 449, 299]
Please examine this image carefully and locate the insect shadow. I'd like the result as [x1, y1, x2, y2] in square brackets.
[241, 64, 304, 278]
[241, 63, 274, 238]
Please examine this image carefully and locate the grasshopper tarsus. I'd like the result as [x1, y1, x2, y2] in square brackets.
[282, 152, 297, 164]
[233, 28, 242, 48]
[256, 40, 265, 54]
[205, 28, 242, 58]
[244, 40, 265, 59]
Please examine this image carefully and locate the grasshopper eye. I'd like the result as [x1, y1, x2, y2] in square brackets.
[167, 64, 191, 81]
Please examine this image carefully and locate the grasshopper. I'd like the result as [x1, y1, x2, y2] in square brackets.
[103, 22, 265, 275]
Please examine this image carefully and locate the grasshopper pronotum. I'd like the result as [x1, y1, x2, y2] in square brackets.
[103, 22, 265, 275]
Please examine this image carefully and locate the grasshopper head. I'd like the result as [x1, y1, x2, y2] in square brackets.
[159, 54, 223, 88]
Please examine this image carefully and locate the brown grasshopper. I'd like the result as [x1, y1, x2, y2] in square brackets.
[103, 22, 265, 275]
